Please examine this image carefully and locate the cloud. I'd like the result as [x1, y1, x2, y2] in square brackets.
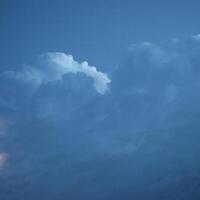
[1, 35, 200, 199]
[111, 34, 200, 131]
[44, 53, 111, 94]
[4, 52, 111, 94]
[0, 153, 7, 170]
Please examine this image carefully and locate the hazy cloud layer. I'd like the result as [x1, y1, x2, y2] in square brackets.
[1, 35, 200, 199]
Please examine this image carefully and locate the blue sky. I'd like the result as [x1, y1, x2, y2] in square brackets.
[1, 1, 200, 200]
[1, 0, 200, 71]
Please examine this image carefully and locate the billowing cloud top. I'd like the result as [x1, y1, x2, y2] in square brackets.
[4, 52, 111, 94]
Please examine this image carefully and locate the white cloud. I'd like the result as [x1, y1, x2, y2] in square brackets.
[45, 53, 111, 94]
[4, 52, 111, 94]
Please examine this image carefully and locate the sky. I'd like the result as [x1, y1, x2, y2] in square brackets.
[1, 0, 200, 199]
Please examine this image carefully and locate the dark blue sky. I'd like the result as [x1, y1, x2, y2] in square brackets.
[1, 0, 200, 72]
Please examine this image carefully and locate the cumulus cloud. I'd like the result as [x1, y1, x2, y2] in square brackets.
[111, 34, 200, 131]
[4, 53, 111, 94]
[1, 35, 200, 199]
